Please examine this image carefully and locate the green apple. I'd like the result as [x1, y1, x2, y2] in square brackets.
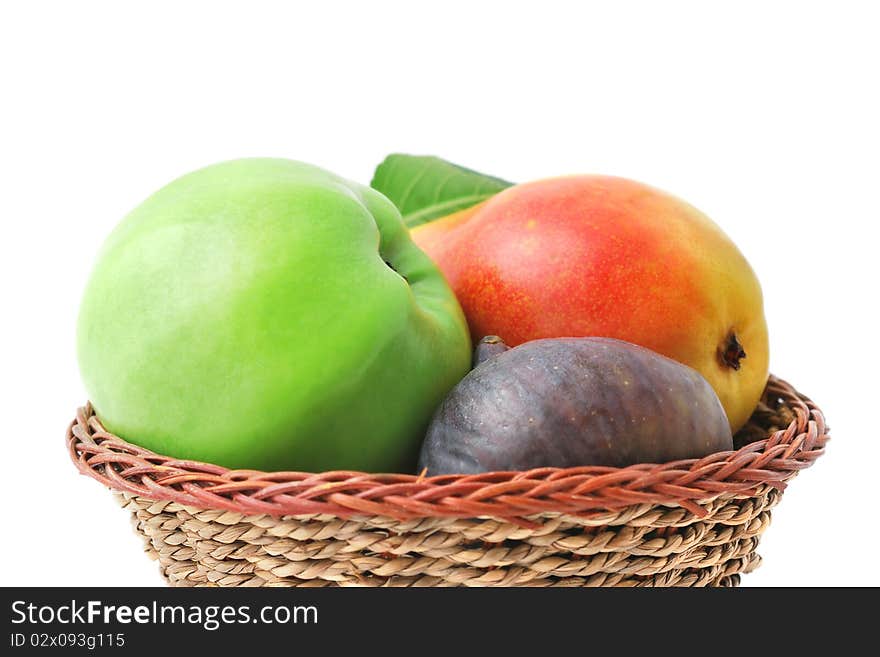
[77, 158, 472, 472]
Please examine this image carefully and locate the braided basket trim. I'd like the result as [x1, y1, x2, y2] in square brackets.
[67, 375, 826, 523]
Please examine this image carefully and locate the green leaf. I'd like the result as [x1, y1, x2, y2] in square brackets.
[371, 154, 513, 228]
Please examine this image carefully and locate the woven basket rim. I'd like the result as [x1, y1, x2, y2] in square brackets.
[67, 374, 827, 524]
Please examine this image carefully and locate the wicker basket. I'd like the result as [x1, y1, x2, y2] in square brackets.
[67, 375, 826, 587]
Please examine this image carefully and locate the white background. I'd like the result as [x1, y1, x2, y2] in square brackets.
[1, 1, 877, 586]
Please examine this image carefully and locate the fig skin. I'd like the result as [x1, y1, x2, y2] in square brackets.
[418, 337, 734, 475]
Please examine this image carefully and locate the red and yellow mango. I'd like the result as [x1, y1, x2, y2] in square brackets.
[411, 175, 769, 432]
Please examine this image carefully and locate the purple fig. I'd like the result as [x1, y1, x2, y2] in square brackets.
[419, 337, 733, 474]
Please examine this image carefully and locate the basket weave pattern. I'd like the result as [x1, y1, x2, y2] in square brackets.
[68, 376, 827, 587]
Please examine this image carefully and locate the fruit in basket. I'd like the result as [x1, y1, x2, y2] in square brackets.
[77, 158, 472, 472]
[374, 159, 768, 433]
[418, 336, 733, 475]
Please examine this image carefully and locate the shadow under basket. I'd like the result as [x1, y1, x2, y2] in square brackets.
[67, 375, 827, 587]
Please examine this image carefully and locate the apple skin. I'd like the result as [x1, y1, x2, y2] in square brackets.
[411, 176, 769, 432]
[77, 158, 472, 472]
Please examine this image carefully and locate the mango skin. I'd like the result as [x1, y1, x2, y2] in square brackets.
[77, 158, 472, 472]
[418, 337, 733, 475]
[412, 176, 769, 432]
